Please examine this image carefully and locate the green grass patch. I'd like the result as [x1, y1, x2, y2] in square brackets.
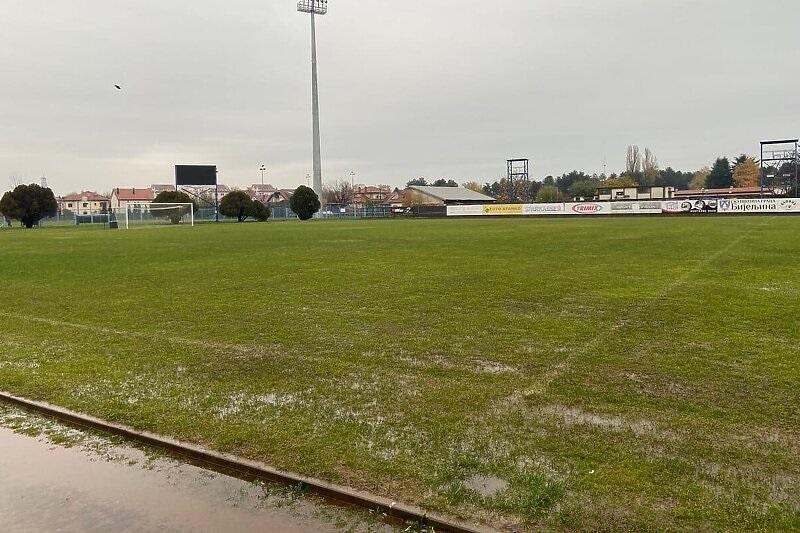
[1, 217, 799, 529]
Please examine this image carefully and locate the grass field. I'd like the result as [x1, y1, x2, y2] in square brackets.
[1, 216, 798, 530]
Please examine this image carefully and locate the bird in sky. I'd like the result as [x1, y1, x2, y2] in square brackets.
[114, 84, 122, 90]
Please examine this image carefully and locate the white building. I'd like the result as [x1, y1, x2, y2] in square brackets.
[597, 186, 675, 202]
[58, 192, 109, 215]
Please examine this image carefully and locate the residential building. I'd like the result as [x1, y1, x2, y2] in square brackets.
[58, 192, 109, 215]
[352, 185, 392, 205]
[110, 188, 155, 209]
[597, 186, 675, 202]
[247, 183, 295, 202]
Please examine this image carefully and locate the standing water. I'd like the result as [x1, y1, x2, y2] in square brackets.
[0, 405, 396, 532]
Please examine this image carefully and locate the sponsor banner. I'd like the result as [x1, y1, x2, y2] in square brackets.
[446, 205, 484, 217]
[717, 198, 800, 213]
[523, 203, 566, 215]
[483, 204, 524, 216]
[565, 202, 612, 215]
[609, 201, 663, 214]
[662, 199, 718, 214]
[637, 201, 664, 214]
[447, 199, 800, 217]
[610, 202, 634, 212]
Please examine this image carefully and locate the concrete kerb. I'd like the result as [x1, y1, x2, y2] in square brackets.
[0, 391, 494, 533]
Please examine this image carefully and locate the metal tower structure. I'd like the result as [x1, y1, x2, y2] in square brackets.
[760, 139, 798, 195]
[298, 0, 328, 201]
[507, 158, 530, 202]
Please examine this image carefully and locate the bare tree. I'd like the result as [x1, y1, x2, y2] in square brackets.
[642, 148, 659, 185]
[322, 180, 354, 205]
[643, 148, 659, 174]
[626, 146, 642, 175]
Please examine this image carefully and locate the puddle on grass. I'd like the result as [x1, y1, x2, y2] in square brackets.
[0, 405, 400, 533]
[464, 475, 509, 498]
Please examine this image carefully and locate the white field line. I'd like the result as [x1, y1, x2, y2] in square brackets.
[510, 216, 777, 401]
[0, 312, 285, 359]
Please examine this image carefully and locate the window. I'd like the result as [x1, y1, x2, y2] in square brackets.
[68, 203, 73, 208]
[83, 203, 88, 208]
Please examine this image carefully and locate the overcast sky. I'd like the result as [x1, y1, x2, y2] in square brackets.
[2, 0, 798, 194]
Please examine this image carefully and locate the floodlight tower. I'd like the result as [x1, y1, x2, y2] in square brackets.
[298, 0, 328, 201]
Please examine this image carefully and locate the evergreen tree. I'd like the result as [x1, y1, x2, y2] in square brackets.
[705, 158, 733, 189]
[0, 184, 57, 228]
[290, 186, 321, 221]
[220, 191, 255, 222]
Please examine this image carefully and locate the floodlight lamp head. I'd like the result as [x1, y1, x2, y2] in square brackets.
[298, 0, 327, 15]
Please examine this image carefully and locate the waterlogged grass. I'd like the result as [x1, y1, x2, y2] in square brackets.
[0, 217, 799, 530]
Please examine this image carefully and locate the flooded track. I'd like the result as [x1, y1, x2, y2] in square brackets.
[0, 406, 395, 532]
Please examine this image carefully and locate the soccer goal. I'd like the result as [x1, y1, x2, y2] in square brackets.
[114, 203, 194, 229]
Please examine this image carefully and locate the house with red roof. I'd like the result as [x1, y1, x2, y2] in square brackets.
[110, 187, 155, 209]
[58, 192, 109, 215]
[352, 185, 392, 205]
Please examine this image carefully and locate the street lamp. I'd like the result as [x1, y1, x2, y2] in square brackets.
[259, 164, 267, 186]
[297, 0, 328, 201]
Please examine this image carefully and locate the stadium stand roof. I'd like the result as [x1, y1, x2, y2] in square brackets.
[408, 186, 495, 203]
[674, 187, 781, 198]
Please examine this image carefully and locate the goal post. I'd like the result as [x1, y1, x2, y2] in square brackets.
[115, 203, 195, 229]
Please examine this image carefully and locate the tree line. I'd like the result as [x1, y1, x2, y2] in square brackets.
[161, 187, 321, 222]
[440, 145, 788, 203]
[0, 184, 323, 228]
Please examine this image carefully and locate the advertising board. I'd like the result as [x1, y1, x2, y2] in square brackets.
[446, 205, 485, 216]
[523, 203, 566, 215]
[484, 204, 523, 216]
[565, 202, 612, 215]
[717, 198, 800, 213]
[447, 199, 800, 217]
[661, 199, 718, 214]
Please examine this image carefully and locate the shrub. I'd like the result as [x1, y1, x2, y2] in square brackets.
[252, 200, 271, 222]
[290, 186, 321, 221]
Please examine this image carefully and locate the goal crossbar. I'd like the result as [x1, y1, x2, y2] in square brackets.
[119, 202, 194, 229]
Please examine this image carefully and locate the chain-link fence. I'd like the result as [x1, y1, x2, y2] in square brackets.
[318, 204, 392, 219]
[6, 202, 396, 228]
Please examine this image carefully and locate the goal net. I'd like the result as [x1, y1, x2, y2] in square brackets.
[113, 203, 194, 229]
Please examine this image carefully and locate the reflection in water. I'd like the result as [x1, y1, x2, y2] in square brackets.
[0, 406, 393, 532]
